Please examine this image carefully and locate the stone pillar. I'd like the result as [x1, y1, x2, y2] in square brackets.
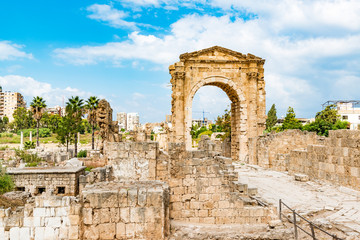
[170, 71, 186, 145]
[20, 131, 24, 150]
[29, 131, 32, 142]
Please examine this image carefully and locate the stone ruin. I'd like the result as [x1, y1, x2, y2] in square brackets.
[1, 47, 358, 239]
[95, 99, 121, 153]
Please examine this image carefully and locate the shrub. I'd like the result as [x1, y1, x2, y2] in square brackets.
[0, 166, 14, 194]
[77, 150, 87, 158]
[15, 149, 43, 167]
[24, 141, 35, 150]
[17, 128, 52, 138]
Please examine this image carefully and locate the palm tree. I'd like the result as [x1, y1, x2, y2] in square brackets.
[30, 96, 47, 147]
[85, 96, 99, 150]
[66, 96, 84, 157]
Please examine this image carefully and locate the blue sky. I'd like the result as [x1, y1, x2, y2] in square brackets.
[1, 0, 360, 123]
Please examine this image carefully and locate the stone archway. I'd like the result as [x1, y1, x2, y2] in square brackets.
[169, 46, 266, 161]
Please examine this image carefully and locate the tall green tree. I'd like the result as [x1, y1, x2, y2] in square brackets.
[56, 115, 73, 152]
[85, 96, 99, 150]
[266, 104, 278, 130]
[30, 96, 47, 147]
[282, 107, 302, 130]
[303, 104, 348, 136]
[66, 96, 84, 156]
[12, 107, 35, 131]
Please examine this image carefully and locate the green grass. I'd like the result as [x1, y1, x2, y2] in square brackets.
[0, 132, 94, 145]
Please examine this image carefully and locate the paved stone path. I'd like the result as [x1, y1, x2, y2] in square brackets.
[234, 163, 360, 238]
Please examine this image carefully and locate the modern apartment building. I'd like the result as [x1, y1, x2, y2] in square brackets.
[0, 86, 26, 122]
[116, 112, 127, 130]
[127, 113, 140, 131]
[322, 100, 360, 130]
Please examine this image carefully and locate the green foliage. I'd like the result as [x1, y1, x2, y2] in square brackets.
[266, 104, 277, 130]
[0, 166, 14, 194]
[17, 128, 51, 138]
[198, 130, 213, 138]
[215, 108, 231, 140]
[191, 126, 208, 139]
[77, 150, 87, 158]
[282, 107, 302, 130]
[85, 166, 93, 172]
[40, 112, 61, 132]
[24, 141, 35, 150]
[0, 133, 13, 138]
[0, 117, 8, 133]
[303, 105, 349, 136]
[56, 116, 73, 149]
[12, 107, 35, 131]
[15, 149, 43, 167]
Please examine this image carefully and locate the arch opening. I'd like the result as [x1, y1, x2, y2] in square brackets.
[185, 77, 243, 159]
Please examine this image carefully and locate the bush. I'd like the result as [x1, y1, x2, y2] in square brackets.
[0, 166, 14, 194]
[17, 128, 52, 138]
[77, 150, 87, 158]
[15, 149, 43, 167]
[24, 141, 35, 150]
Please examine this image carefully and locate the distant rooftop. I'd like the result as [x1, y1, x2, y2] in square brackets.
[322, 100, 360, 108]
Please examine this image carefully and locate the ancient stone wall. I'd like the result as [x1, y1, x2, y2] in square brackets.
[105, 142, 158, 181]
[1, 181, 169, 240]
[288, 130, 360, 191]
[8, 167, 86, 196]
[168, 143, 277, 225]
[0, 195, 82, 240]
[248, 130, 323, 171]
[81, 181, 169, 240]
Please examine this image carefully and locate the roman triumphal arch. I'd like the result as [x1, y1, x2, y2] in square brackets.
[169, 46, 266, 161]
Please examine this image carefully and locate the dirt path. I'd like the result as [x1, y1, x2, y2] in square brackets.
[234, 163, 360, 238]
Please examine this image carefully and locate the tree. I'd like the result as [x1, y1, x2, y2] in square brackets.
[266, 104, 277, 130]
[56, 115, 73, 152]
[12, 107, 35, 131]
[282, 107, 302, 130]
[30, 96, 47, 147]
[0, 117, 8, 133]
[66, 96, 84, 156]
[303, 104, 348, 136]
[85, 96, 99, 150]
[215, 108, 231, 140]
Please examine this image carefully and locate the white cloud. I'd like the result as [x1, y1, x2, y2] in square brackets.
[87, 4, 137, 29]
[54, 1, 360, 117]
[192, 86, 230, 120]
[0, 41, 33, 61]
[0, 75, 92, 107]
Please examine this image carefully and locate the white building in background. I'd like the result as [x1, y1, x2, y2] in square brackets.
[127, 113, 140, 131]
[322, 100, 360, 130]
[333, 101, 360, 130]
[117, 112, 127, 130]
[192, 118, 212, 128]
[0, 86, 26, 122]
